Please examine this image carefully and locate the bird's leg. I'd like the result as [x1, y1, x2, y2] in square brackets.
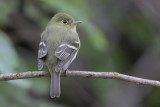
[64, 69, 69, 77]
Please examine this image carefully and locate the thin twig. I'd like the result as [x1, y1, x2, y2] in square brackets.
[0, 71, 160, 88]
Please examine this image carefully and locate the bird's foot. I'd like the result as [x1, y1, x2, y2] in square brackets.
[64, 69, 69, 77]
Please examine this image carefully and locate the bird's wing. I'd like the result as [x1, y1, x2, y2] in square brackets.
[38, 38, 48, 70]
[55, 40, 80, 72]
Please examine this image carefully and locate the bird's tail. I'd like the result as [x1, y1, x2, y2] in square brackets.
[50, 70, 61, 98]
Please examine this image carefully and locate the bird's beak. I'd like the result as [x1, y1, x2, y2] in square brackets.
[71, 21, 82, 25]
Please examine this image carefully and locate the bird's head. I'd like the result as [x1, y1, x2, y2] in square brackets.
[49, 13, 82, 32]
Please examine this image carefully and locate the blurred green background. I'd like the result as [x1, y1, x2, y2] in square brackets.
[0, 0, 160, 107]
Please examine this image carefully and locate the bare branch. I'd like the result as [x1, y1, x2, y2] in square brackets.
[0, 70, 160, 88]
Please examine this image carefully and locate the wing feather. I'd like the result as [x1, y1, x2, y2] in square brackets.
[38, 40, 48, 58]
[38, 38, 48, 70]
[55, 41, 80, 72]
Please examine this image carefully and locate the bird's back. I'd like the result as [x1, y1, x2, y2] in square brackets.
[43, 25, 79, 66]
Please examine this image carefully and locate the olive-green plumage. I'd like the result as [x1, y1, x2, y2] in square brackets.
[38, 13, 81, 98]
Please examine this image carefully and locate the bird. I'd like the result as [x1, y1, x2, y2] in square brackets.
[37, 13, 81, 98]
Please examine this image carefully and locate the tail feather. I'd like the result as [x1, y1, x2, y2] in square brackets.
[50, 70, 61, 98]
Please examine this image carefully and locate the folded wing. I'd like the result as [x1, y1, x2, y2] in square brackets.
[55, 41, 80, 72]
[38, 39, 48, 70]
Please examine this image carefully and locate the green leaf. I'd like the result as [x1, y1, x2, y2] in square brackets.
[0, 31, 32, 88]
[0, 0, 16, 26]
[0, 31, 19, 74]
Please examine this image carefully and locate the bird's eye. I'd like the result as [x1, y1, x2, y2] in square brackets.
[62, 20, 67, 24]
